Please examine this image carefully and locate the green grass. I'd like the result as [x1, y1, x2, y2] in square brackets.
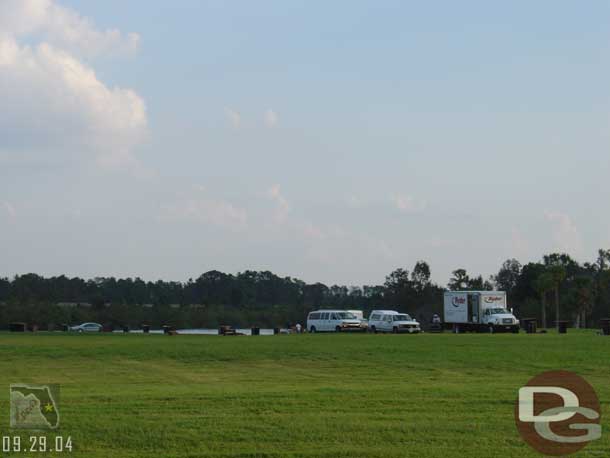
[0, 331, 609, 457]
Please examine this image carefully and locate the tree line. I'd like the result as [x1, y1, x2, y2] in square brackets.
[1, 250, 609, 329]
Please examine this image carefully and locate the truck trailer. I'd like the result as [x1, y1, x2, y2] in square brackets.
[443, 290, 520, 333]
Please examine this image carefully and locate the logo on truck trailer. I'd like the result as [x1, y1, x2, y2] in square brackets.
[515, 370, 601, 456]
[451, 296, 466, 307]
[483, 296, 504, 303]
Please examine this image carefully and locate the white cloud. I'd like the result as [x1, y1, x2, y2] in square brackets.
[303, 222, 327, 240]
[224, 108, 241, 128]
[425, 237, 454, 249]
[264, 109, 279, 128]
[393, 194, 427, 213]
[0, 0, 139, 58]
[160, 193, 247, 230]
[544, 210, 583, 255]
[0, 1, 146, 169]
[267, 184, 290, 223]
[2, 202, 16, 220]
[346, 195, 364, 209]
[509, 227, 529, 259]
[303, 222, 394, 265]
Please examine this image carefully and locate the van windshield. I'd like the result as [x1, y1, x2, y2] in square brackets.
[336, 312, 357, 319]
[489, 308, 509, 314]
[393, 314, 412, 321]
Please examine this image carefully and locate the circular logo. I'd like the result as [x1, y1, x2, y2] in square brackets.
[515, 370, 601, 456]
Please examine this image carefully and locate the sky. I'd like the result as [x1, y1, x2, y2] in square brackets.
[1, 0, 609, 287]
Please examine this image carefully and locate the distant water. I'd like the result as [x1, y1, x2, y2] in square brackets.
[113, 328, 284, 335]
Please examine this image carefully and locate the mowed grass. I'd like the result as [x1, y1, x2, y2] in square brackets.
[0, 331, 609, 457]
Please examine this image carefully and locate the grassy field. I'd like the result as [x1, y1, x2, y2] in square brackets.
[0, 331, 608, 457]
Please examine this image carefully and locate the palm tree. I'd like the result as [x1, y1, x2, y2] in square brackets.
[549, 266, 566, 331]
[573, 277, 595, 328]
[534, 272, 554, 329]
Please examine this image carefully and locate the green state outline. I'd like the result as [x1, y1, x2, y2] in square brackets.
[10, 384, 60, 429]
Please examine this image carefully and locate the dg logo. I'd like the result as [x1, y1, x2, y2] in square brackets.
[515, 370, 601, 456]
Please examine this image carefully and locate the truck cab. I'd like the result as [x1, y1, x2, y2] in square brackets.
[479, 305, 520, 332]
[443, 291, 519, 333]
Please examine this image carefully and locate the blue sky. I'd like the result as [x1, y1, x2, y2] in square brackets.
[1, 1, 609, 286]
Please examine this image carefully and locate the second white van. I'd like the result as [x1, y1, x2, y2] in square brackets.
[368, 310, 421, 334]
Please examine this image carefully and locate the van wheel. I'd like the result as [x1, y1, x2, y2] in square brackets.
[335, 326, 342, 333]
[392, 327, 398, 334]
[309, 326, 316, 333]
[371, 326, 377, 334]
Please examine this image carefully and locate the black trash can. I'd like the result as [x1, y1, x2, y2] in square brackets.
[122, 325, 130, 333]
[527, 320, 537, 334]
[61, 323, 69, 332]
[162, 325, 171, 335]
[251, 327, 260, 336]
[556, 321, 568, 334]
[601, 319, 610, 336]
[142, 324, 150, 334]
[428, 323, 443, 333]
[273, 327, 280, 335]
[521, 318, 537, 334]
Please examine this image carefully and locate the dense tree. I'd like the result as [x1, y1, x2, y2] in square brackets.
[2, 249, 610, 329]
[571, 277, 595, 328]
[533, 272, 554, 329]
[384, 268, 411, 304]
[448, 269, 469, 290]
[548, 265, 567, 329]
[594, 250, 610, 317]
[467, 275, 493, 291]
[494, 259, 522, 295]
[411, 261, 431, 292]
[543, 253, 579, 277]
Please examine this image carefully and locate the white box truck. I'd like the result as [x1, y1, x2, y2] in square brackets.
[443, 291, 520, 333]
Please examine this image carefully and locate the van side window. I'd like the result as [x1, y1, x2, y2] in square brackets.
[370, 314, 380, 320]
[321, 313, 329, 320]
[383, 315, 392, 322]
[309, 313, 320, 320]
[330, 313, 339, 320]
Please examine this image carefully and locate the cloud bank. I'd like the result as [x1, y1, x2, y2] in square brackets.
[544, 210, 583, 256]
[0, 0, 139, 57]
[264, 109, 279, 128]
[0, 0, 146, 168]
[267, 184, 290, 223]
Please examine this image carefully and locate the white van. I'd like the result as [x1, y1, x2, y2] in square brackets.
[347, 310, 367, 327]
[368, 310, 421, 334]
[307, 310, 367, 333]
[347, 310, 364, 320]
